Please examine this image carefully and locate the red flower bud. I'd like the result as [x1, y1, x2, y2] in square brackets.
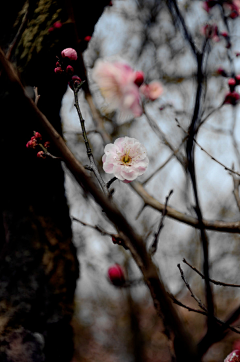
[37, 151, 46, 159]
[217, 67, 227, 77]
[224, 350, 240, 362]
[34, 132, 42, 140]
[221, 31, 229, 38]
[66, 65, 74, 75]
[134, 71, 145, 87]
[69, 75, 82, 90]
[53, 21, 62, 29]
[108, 264, 125, 286]
[61, 48, 77, 61]
[224, 91, 240, 105]
[236, 75, 240, 85]
[56, 61, 61, 67]
[229, 11, 239, 19]
[48, 27, 54, 33]
[84, 36, 92, 42]
[44, 141, 50, 148]
[26, 139, 37, 149]
[112, 236, 117, 244]
[236, 53, 240, 57]
[54, 67, 63, 74]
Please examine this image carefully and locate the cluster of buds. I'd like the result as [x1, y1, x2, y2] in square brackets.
[54, 48, 83, 90]
[48, 21, 62, 33]
[26, 132, 50, 159]
[224, 75, 240, 104]
[201, 24, 220, 42]
[112, 236, 129, 250]
[108, 264, 125, 287]
[203, 0, 240, 19]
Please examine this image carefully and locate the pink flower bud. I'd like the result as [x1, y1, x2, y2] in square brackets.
[54, 67, 63, 74]
[108, 264, 125, 286]
[48, 27, 54, 33]
[140, 81, 163, 101]
[56, 61, 61, 67]
[53, 21, 62, 29]
[228, 78, 236, 90]
[34, 132, 42, 140]
[69, 75, 82, 90]
[61, 48, 77, 61]
[37, 151, 46, 159]
[134, 71, 144, 87]
[66, 65, 74, 75]
[224, 350, 240, 362]
[112, 236, 117, 244]
[224, 91, 240, 105]
[84, 36, 92, 42]
[236, 53, 240, 57]
[44, 141, 50, 148]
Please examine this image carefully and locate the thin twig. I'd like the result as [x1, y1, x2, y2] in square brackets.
[183, 258, 240, 288]
[175, 118, 240, 178]
[177, 264, 207, 311]
[73, 85, 109, 195]
[72, 216, 115, 236]
[34, 87, 40, 106]
[169, 294, 240, 335]
[232, 172, 240, 212]
[142, 136, 188, 185]
[149, 190, 173, 256]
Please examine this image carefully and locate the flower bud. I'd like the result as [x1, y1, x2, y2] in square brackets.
[224, 91, 240, 105]
[54, 67, 63, 74]
[56, 61, 61, 67]
[224, 350, 240, 362]
[61, 48, 77, 61]
[221, 32, 228, 38]
[84, 36, 92, 42]
[69, 75, 82, 90]
[37, 151, 46, 159]
[34, 132, 42, 141]
[236, 75, 240, 85]
[108, 264, 125, 286]
[228, 78, 236, 91]
[48, 27, 54, 33]
[44, 141, 50, 148]
[26, 139, 37, 149]
[134, 71, 144, 87]
[66, 65, 74, 75]
[53, 21, 62, 29]
[217, 67, 227, 77]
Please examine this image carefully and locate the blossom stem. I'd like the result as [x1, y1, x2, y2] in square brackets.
[73, 86, 109, 195]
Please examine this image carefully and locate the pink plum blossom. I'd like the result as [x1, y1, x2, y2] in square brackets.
[224, 350, 240, 362]
[102, 137, 149, 182]
[140, 81, 163, 101]
[92, 59, 143, 119]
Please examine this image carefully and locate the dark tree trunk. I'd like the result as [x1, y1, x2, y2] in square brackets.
[0, 0, 110, 361]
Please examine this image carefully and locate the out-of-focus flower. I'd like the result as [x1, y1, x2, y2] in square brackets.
[227, 0, 240, 18]
[44, 141, 50, 148]
[61, 48, 77, 61]
[102, 137, 149, 182]
[140, 81, 163, 101]
[108, 264, 125, 286]
[92, 59, 143, 118]
[224, 91, 240, 105]
[224, 349, 240, 362]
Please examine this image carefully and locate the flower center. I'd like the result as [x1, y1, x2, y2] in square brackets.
[121, 150, 131, 164]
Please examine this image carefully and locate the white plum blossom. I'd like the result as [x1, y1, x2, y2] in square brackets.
[92, 59, 143, 119]
[102, 137, 149, 182]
